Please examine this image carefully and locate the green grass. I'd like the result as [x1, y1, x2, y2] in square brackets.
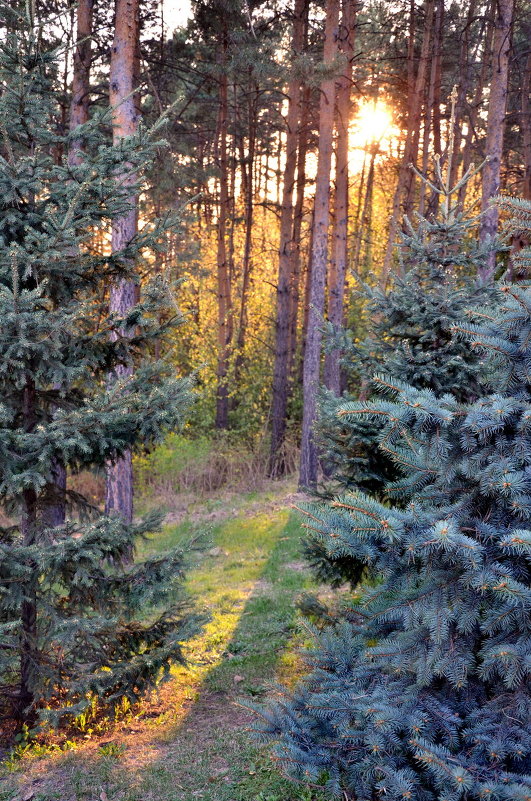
[0, 496, 327, 801]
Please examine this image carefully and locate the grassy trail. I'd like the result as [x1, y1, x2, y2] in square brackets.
[1, 486, 323, 801]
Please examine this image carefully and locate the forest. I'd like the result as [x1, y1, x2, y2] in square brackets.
[1, 0, 531, 799]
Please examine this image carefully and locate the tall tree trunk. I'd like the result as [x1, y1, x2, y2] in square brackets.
[522, 49, 531, 200]
[19, 378, 38, 723]
[299, 0, 340, 490]
[269, 0, 308, 476]
[69, 0, 94, 164]
[324, 0, 356, 395]
[359, 145, 377, 274]
[234, 79, 257, 388]
[420, 0, 443, 217]
[402, 0, 434, 221]
[215, 26, 233, 429]
[479, 0, 514, 279]
[457, 6, 494, 212]
[299, 208, 314, 387]
[288, 82, 311, 385]
[105, 0, 140, 525]
[431, 0, 443, 162]
[351, 151, 367, 274]
[448, 0, 478, 190]
[45, 0, 95, 530]
[382, 0, 435, 285]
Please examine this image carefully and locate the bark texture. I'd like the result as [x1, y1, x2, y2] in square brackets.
[234, 75, 257, 389]
[479, 0, 514, 279]
[382, 0, 435, 284]
[323, 0, 356, 395]
[19, 379, 38, 722]
[299, 0, 340, 489]
[522, 49, 531, 200]
[269, 0, 308, 476]
[105, 0, 140, 525]
[69, 0, 94, 164]
[214, 25, 233, 429]
[44, 0, 95, 530]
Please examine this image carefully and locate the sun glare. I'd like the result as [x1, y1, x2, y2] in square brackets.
[348, 100, 395, 173]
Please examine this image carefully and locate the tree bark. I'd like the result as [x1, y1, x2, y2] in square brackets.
[288, 82, 311, 385]
[44, 0, 95, 530]
[19, 378, 38, 723]
[351, 150, 367, 274]
[382, 0, 435, 285]
[522, 49, 531, 200]
[457, 5, 494, 212]
[359, 145, 377, 274]
[269, 0, 308, 476]
[234, 77, 257, 388]
[448, 0, 478, 191]
[69, 0, 94, 165]
[214, 24, 233, 429]
[324, 0, 356, 395]
[420, 0, 443, 217]
[479, 0, 514, 280]
[299, 0, 340, 490]
[105, 0, 140, 526]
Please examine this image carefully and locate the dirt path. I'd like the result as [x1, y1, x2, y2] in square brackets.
[0, 486, 319, 801]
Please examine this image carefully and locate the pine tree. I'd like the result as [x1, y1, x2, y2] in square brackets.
[0, 15, 202, 728]
[308, 154, 497, 586]
[254, 199, 531, 801]
[323, 154, 498, 488]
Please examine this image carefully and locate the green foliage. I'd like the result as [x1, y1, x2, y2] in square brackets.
[312, 158, 498, 587]
[0, 16, 203, 728]
[256, 200, 531, 800]
[135, 433, 212, 492]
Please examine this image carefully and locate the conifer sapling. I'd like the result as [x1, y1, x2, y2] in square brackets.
[0, 14, 203, 729]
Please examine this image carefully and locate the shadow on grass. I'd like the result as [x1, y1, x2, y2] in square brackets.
[3, 510, 323, 801]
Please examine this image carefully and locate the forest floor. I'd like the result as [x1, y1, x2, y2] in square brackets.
[0, 478, 329, 801]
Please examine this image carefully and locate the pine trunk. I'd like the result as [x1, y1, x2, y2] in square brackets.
[448, 0, 477, 190]
[288, 83, 310, 385]
[69, 0, 93, 164]
[19, 378, 38, 722]
[324, 0, 356, 396]
[351, 152, 367, 274]
[105, 0, 139, 526]
[299, 0, 340, 489]
[234, 81, 257, 388]
[382, 0, 435, 284]
[522, 50, 531, 200]
[359, 147, 377, 274]
[269, 0, 308, 476]
[215, 26, 233, 429]
[45, 0, 95, 530]
[457, 7, 494, 212]
[420, 0, 443, 217]
[479, 0, 514, 279]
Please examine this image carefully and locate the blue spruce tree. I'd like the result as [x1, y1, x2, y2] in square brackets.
[0, 15, 202, 728]
[254, 200, 531, 800]
[319, 150, 496, 499]
[308, 146, 496, 588]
